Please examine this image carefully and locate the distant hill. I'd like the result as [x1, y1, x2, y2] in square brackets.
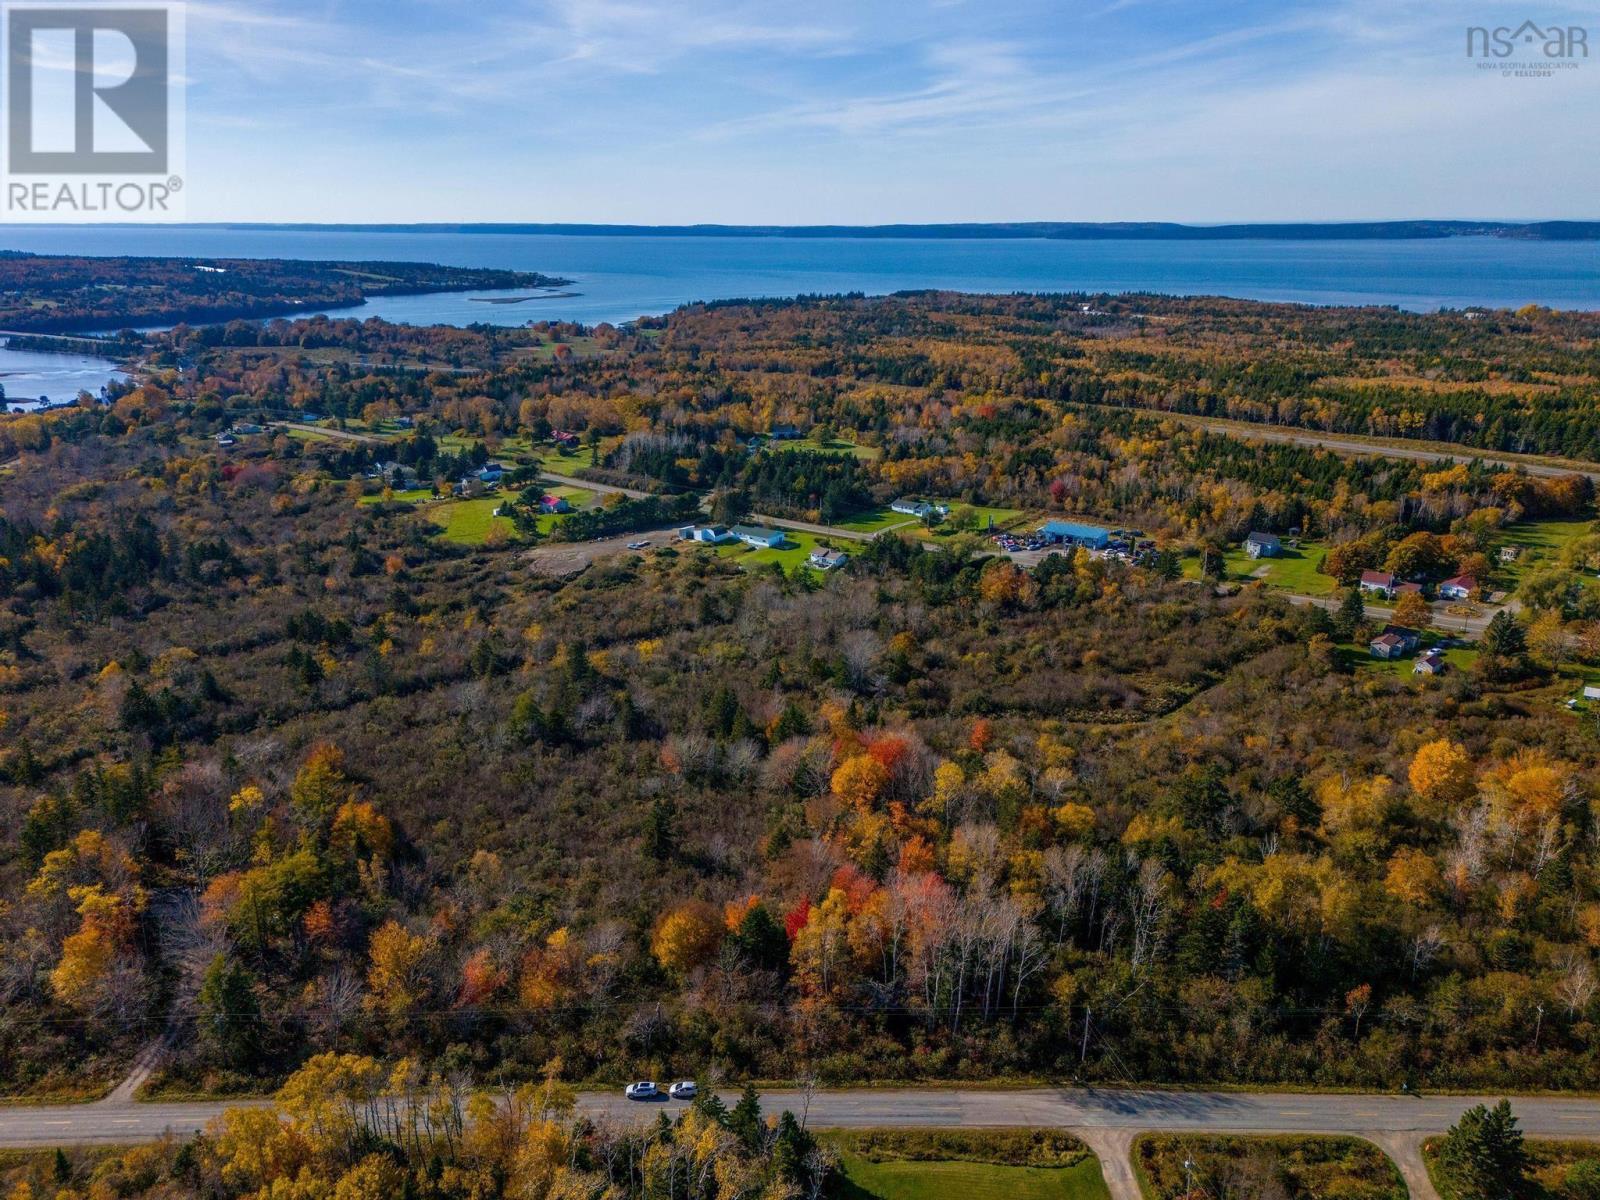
[209, 219, 1600, 241]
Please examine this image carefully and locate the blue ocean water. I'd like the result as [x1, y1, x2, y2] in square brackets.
[0, 343, 127, 409]
[1, 227, 1598, 329]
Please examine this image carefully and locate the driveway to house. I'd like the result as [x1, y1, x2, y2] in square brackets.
[2, 1085, 1597, 1200]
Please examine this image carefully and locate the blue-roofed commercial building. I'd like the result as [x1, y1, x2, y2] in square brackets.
[1038, 520, 1111, 549]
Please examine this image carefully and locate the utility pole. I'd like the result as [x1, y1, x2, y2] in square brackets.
[1534, 1002, 1545, 1050]
[1080, 1006, 1092, 1064]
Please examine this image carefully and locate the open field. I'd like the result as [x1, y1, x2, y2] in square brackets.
[1497, 518, 1599, 593]
[833, 507, 915, 533]
[356, 487, 435, 506]
[827, 1129, 1107, 1200]
[1233, 543, 1334, 594]
[768, 436, 880, 460]
[430, 496, 517, 545]
[834, 1153, 1109, 1200]
[1183, 540, 1334, 595]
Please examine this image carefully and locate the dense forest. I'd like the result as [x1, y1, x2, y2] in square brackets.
[1, 291, 1599, 1108]
[0, 254, 568, 334]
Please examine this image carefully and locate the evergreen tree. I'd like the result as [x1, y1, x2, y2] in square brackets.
[1335, 586, 1367, 640]
[730, 1083, 764, 1151]
[1482, 610, 1528, 662]
[197, 953, 263, 1067]
[1439, 1100, 1528, 1200]
[642, 797, 678, 862]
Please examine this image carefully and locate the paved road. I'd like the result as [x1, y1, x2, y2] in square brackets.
[268, 421, 389, 445]
[538, 470, 656, 501]
[749, 512, 887, 543]
[3, 1087, 1596, 1200]
[1157, 411, 1600, 484]
[1283, 591, 1502, 636]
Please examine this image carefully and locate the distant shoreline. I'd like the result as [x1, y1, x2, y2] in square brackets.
[66, 219, 1600, 242]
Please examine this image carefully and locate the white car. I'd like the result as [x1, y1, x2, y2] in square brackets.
[624, 1081, 659, 1100]
[668, 1081, 697, 1100]
[627, 540, 650, 550]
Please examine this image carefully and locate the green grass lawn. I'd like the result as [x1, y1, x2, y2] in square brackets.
[359, 484, 591, 540]
[357, 487, 435, 506]
[1181, 541, 1334, 596]
[712, 530, 832, 573]
[1497, 517, 1598, 595]
[1337, 638, 1479, 678]
[834, 507, 917, 534]
[768, 437, 880, 460]
[282, 425, 341, 443]
[1240, 543, 1334, 594]
[429, 496, 518, 545]
[835, 1154, 1109, 1200]
[527, 490, 591, 534]
[912, 504, 1029, 541]
[1556, 662, 1600, 711]
[948, 504, 1027, 531]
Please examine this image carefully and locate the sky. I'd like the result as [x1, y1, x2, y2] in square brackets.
[161, 0, 1600, 222]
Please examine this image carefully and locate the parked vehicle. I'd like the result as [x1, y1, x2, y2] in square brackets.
[624, 1081, 659, 1099]
[668, 1081, 697, 1100]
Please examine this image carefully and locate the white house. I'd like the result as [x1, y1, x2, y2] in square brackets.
[1438, 575, 1477, 601]
[1245, 531, 1282, 559]
[890, 498, 949, 521]
[730, 524, 786, 549]
[678, 525, 737, 544]
[809, 547, 849, 570]
[1359, 570, 1397, 597]
[1413, 649, 1447, 676]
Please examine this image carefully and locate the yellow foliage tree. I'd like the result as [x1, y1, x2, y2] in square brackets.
[1316, 774, 1395, 833]
[1408, 739, 1475, 811]
[790, 886, 851, 995]
[1384, 847, 1442, 906]
[831, 754, 890, 811]
[290, 742, 353, 821]
[50, 884, 132, 1005]
[363, 921, 431, 1016]
[650, 901, 723, 974]
[926, 761, 966, 815]
[1052, 802, 1096, 840]
[330, 800, 393, 860]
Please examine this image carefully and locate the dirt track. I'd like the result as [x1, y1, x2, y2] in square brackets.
[523, 526, 680, 576]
